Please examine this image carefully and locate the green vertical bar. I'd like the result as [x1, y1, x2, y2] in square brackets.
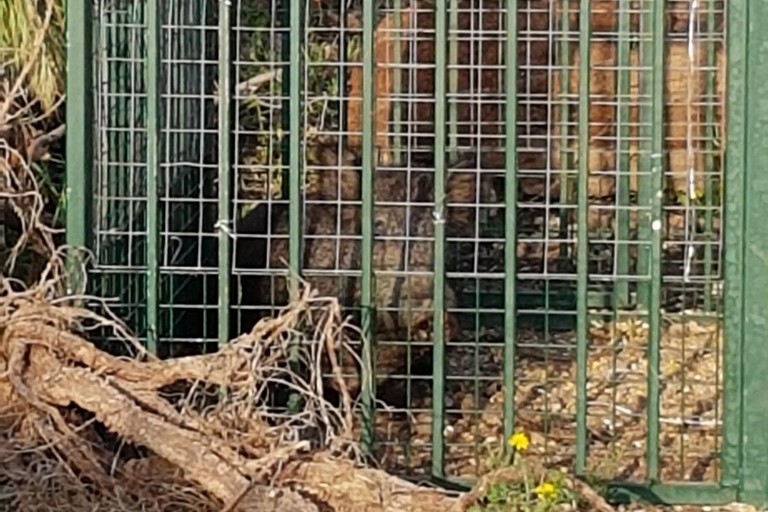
[720, 0, 745, 491]
[643, 0, 665, 482]
[448, 0, 458, 159]
[65, 0, 94, 296]
[637, 1, 664, 314]
[338, 3, 348, 135]
[574, 0, 590, 476]
[613, 0, 632, 308]
[360, 0, 376, 455]
[635, 109, 648, 295]
[280, 8, 291, 202]
[217, 0, 231, 348]
[502, 0, 519, 448]
[145, 0, 162, 356]
[635, 19, 650, 309]
[288, 1, 303, 296]
[392, 0, 402, 164]
[725, 0, 768, 504]
[557, 0, 572, 261]
[431, 0, 448, 479]
[702, 0, 717, 312]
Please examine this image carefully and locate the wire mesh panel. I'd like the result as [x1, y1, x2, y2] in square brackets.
[78, 0, 730, 498]
[88, 0, 220, 355]
[346, 0, 724, 486]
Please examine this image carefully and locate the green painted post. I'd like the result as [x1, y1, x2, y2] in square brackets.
[574, 0, 591, 476]
[431, 0, 448, 479]
[723, 0, 768, 505]
[218, 0, 232, 348]
[643, 0, 666, 483]
[557, 0, 572, 265]
[720, 0, 746, 494]
[65, 0, 94, 296]
[145, 0, 162, 356]
[448, 0, 458, 160]
[702, 0, 719, 313]
[502, 0, 519, 451]
[392, 0, 403, 164]
[613, 0, 632, 309]
[360, 0, 377, 456]
[288, 2, 304, 299]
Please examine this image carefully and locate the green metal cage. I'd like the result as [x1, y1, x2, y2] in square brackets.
[64, 0, 768, 506]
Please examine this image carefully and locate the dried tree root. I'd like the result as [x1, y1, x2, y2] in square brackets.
[1, 290, 457, 511]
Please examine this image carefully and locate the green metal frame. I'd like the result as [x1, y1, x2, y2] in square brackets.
[66, 0, 214, 353]
[360, 0, 376, 455]
[722, 0, 768, 505]
[64, 0, 93, 296]
[64, 0, 768, 506]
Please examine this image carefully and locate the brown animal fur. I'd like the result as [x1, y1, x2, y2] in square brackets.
[560, 0, 724, 35]
[515, 0, 558, 198]
[346, 0, 552, 199]
[552, 39, 725, 199]
[234, 141, 499, 395]
[345, 7, 413, 164]
[655, 41, 707, 196]
[348, 1, 725, 201]
[442, 150, 504, 237]
[551, 40, 621, 198]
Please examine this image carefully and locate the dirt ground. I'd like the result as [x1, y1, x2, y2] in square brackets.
[353, 315, 721, 483]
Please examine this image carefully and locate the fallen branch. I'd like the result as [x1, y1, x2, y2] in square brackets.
[1, 279, 458, 510]
[26, 123, 65, 162]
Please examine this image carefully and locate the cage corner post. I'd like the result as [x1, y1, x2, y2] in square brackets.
[65, 0, 95, 298]
[722, 0, 768, 506]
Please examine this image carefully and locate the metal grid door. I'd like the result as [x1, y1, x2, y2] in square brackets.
[64, 0, 768, 505]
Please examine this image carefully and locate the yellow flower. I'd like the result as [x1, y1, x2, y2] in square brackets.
[534, 482, 558, 501]
[507, 431, 530, 452]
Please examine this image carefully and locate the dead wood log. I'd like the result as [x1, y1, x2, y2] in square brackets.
[2, 317, 456, 511]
